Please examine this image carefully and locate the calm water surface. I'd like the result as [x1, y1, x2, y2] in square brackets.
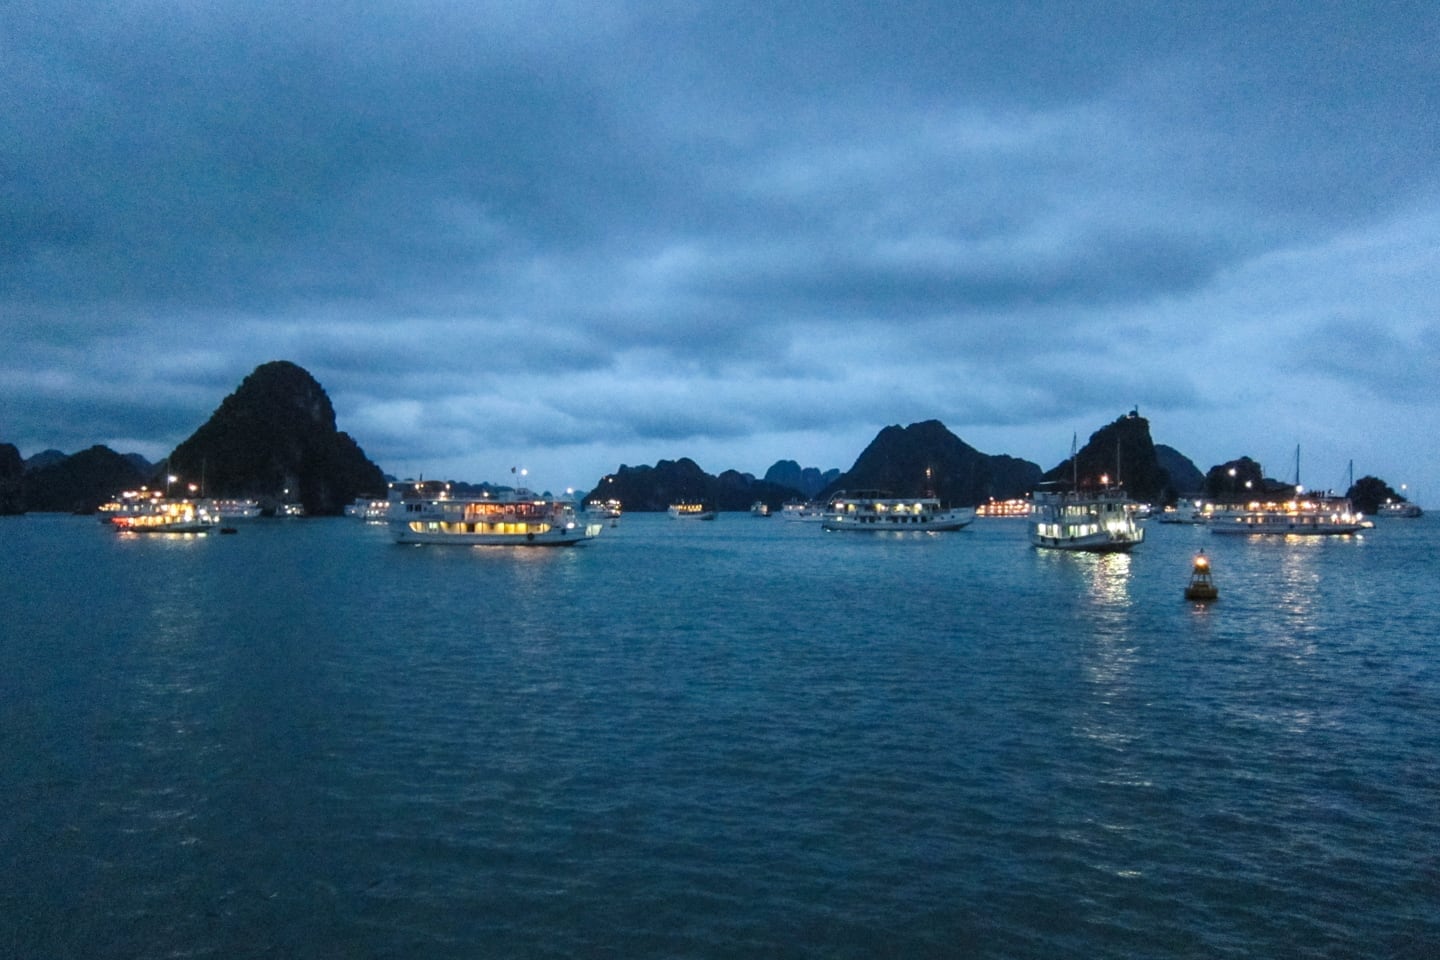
[3, 513, 1438, 958]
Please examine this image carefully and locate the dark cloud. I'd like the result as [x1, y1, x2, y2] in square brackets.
[3, 0, 1439, 492]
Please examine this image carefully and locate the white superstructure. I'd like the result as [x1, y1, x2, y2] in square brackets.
[391, 485, 602, 546]
[820, 491, 975, 532]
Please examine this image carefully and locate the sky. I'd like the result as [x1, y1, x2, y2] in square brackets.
[4, 1, 1438, 502]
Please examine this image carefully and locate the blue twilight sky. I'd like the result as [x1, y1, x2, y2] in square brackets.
[3, 1, 1438, 500]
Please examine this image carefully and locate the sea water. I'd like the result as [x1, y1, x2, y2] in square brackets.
[2, 513, 1437, 958]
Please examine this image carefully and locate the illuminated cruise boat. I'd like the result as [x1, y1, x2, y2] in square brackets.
[820, 491, 975, 532]
[1205, 495, 1367, 535]
[390, 484, 602, 546]
[668, 502, 716, 520]
[106, 491, 221, 534]
[975, 498, 1031, 518]
[1028, 483, 1145, 552]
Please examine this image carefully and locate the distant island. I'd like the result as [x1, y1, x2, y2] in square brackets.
[0, 360, 1416, 517]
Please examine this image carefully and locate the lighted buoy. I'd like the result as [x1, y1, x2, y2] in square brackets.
[1184, 549, 1218, 601]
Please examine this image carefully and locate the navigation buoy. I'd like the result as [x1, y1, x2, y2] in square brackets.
[1184, 549, 1218, 601]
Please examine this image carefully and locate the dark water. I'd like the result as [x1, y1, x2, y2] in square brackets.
[3, 513, 1438, 958]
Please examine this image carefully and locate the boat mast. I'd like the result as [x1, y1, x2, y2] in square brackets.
[1071, 433, 1078, 491]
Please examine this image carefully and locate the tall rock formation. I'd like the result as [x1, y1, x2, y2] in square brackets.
[821, 420, 1041, 505]
[1041, 411, 1169, 503]
[167, 361, 385, 516]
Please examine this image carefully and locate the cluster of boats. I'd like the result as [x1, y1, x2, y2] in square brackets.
[98, 472, 1417, 551]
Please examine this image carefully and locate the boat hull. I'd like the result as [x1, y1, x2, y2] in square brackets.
[1209, 519, 1365, 535]
[1029, 530, 1142, 552]
[393, 522, 602, 546]
[821, 512, 974, 532]
[118, 521, 219, 534]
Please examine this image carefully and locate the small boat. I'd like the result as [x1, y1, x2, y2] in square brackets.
[345, 497, 392, 521]
[779, 500, 826, 522]
[391, 486, 602, 546]
[1183, 550, 1218, 601]
[1028, 484, 1145, 552]
[820, 491, 975, 532]
[668, 503, 716, 521]
[585, 498, 623, 520]
[1377, 500, 1423, 519]
[1157, 499, 1208, 524]
[210, 498, 262, 521]
[750, 501, 770, 517]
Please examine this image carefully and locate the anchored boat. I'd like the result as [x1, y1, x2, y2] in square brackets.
[391, 485, 602, 546]
[820, 491, 974, 532]
[1028, 484, 1145, 552]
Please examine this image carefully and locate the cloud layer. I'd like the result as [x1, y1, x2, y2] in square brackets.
[4, 1, 1438, 494]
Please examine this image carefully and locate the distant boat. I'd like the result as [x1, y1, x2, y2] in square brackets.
[820, 491, 974, 532]
[1157, 499, 1207, 524]
[585, 498, 622, 520]
[391, 486, 602, 546]
[1377, 500, 1423, 519]
[668, 503, 717, 521]
[345, 497, 391, 521]
[779, 500, 826, 522]
[750, 501, 770, 517]
[211, 498, 262, 521]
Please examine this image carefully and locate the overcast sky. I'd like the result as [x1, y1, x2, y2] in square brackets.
[4, 1, 1438, 500]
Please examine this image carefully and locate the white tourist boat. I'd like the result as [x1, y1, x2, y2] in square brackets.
[344, 497, 392, 521]
[820, 491, 975, 532]
[1028, 484, 1145, 552]
[1206, 496, 1367, 535]
[1377, 500, 1423, 519]
[211, 498, 262, 521]
[391, 486, 602, 545]
[668, 502, 717, 521]
[585, 498, 622, 520]
[108, 494, 221, 534]
[750, 501, 770, 517]
[779, 500, 826, 522]
[1156, 499, 1208, 524]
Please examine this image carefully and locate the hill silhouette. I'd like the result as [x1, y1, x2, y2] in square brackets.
[588, 458, 803, 512]
[21, 445, 148, 513]
[820, 420, 1040, 505]
[1040, 411, 1170, 502]
[168, 361, 385, 515]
